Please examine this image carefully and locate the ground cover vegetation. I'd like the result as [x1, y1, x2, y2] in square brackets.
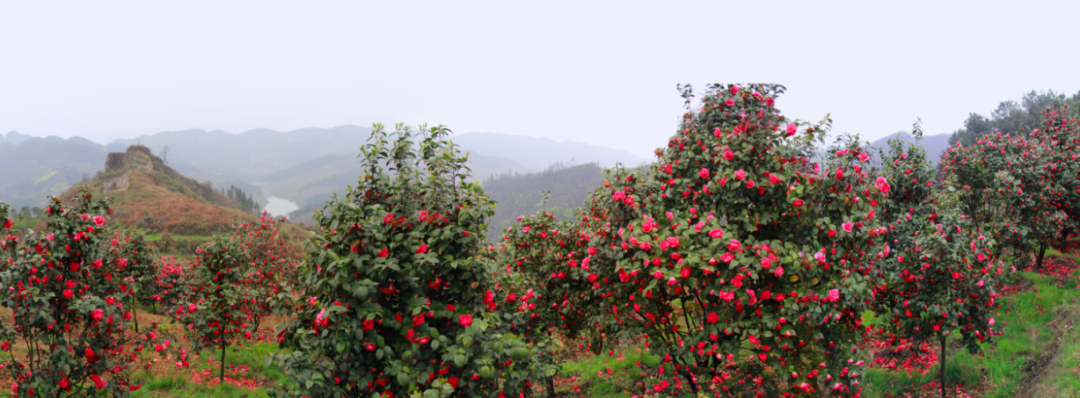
[0, 85, 1078, 398]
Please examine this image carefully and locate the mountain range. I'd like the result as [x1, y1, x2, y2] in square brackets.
[0, 127, 647, 210]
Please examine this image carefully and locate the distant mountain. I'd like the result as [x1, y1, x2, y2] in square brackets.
[866, 131, 952, 165]
[482, 163, 605, 240]
[105, 125, 375, 182]
[452, 133, 648, 170]
[273, 151, 531, 224]
[0, 132, 108, 208]
[59, 145, 308, 254]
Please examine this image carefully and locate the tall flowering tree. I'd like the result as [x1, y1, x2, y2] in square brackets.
[0, 193, 171, 397]
[504, 84, 890, 396]
[942, 121, 1069, 268]
[174, 233, 265, 384]
[873, 181, 1005, 398]
[271, 124, 538, 398]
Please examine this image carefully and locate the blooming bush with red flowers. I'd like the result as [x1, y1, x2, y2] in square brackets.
[0, 193, 171, 397]
[231, 212, 301, 328]
[501, 84, 889, 397]
[270, 124, 540, 398]
[941, 103, 1079, 269]
[173, 232, 267, 383]
[872, 179, 1005, 395]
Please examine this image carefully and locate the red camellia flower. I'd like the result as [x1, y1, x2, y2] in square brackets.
[734, 169, 747, 181]
[377, 248, 389, 257]
[416, 244, 428, 254]
[92, 215, 106, 226]
[459, 314, 473, 327]
[792, 199, 804, 207]
[2, 219, 11, 229]
[699, 168, 709, 179]
[707, 312, 719, 323]
[786, 123, 797, 136]
[723, 149, 735, 161]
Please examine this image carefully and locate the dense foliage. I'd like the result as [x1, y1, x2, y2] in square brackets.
[0, 194, 171, 397]
[271, 124, 538, 398]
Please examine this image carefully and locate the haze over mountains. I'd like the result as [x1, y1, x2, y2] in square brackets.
[0, 127, 648, 210]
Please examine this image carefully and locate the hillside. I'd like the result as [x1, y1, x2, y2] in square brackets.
[867, 131, 951, 165]
[0, 132, 108, 208]
[482, 162, 605, 240]
[60, 145, 309, 254]
[453, 132, 648, 170]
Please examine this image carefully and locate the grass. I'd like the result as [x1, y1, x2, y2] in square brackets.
[558, 345, 662, 398]
[862, 269, 1080, 397]
[130, 341, 291, 398]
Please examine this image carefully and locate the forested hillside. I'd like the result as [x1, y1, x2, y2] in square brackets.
[482, 162, 605, 239]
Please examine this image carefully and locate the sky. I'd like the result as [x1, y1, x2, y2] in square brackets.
[1, 1, 1078, 158]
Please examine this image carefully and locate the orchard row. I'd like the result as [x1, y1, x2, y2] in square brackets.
[1, 84, 1078, 398]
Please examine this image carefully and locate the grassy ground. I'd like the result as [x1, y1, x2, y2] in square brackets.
[862, 264, 1080, 397]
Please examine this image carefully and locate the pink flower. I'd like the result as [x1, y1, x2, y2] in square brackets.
[768, 174, 782, 184]
[858, 152, 870, 163]
[459, 314, 473, 327]
[727, 239, 741, 252]
[786, 123, 797, 136]
[989, 318, 995, 325]
[729, 86, 740, 94]
[699, 168, 709, 179]
[91, 309, 104, 321]
[774, 266, 783, 277]
[720, 253, 735, 263]
[814, 252, 825, 262]
[652, 270, 664, 279]
[825, 289, 840, 303]
[842, 222, 854, 233]
[746, 180, 755, 189]
[761, 257, 772, 269]
[709, 229, 724, 239]
[93, 215, 106, 226]
[734, 169, 747, 181]
[723, 149, 734, 161]
[726, 98, 735, 106]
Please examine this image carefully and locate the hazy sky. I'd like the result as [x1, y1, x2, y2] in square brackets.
[2, 1, 1078, 158]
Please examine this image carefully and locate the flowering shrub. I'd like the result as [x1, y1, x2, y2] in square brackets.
[0, 194, 171, 397]
[271, 124, 538, 398]
[872, 182, 1004, 396]
[942, 102, 1079, 268]
[107, 229, 157, 331]
[500, 84, 889, 396]
[174, 233, 264, 383]
[233, 212, 301, 328]
[152, 255, 188, 310]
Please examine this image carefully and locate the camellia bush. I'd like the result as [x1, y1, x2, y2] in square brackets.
[174, 232, 264, 383]
[942, 102, 1080, 268]
[501, 84, 890, 397]
[271, 124, 539, 398]
[108, 229, 157, 332]
[0, 193, 172, 397]
[872, 180, 1004, 398]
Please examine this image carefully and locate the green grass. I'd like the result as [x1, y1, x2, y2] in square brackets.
[130, 342, 291, 398]
[863, 270, 1080, 397]
[557, 345, 661, 397]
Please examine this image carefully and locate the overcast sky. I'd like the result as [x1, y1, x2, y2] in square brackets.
[2, 1, 1078, 158]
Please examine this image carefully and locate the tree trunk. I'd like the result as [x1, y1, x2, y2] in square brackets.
[677, 367, 698, 393]
[131, 295, 139, 333]
[940, 334, 947, 398]
[220, 340, 227, 384]
[546, 377, 556, 398]
[1036, 244, 1048, 270]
